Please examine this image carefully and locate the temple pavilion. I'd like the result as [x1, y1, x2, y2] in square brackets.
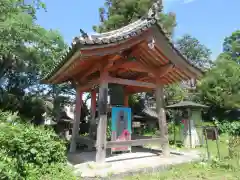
[42, 1, 203, 164]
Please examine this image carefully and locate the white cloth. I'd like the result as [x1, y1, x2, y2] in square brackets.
[183, 119, 200, 148]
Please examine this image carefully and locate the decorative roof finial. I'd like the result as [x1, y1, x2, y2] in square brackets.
[80, 29, 88, 39]
[147, 0, 163, 20]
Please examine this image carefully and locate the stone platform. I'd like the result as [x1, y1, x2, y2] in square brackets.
[68, 147, 201, 179]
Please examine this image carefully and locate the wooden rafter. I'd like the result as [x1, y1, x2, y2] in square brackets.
[137, 57, 174, 79]
[80, 63, 101, 82]
[140, 43, 168, 63]
[107, 58, 128, 71]
[125, 86, 153, 94]
[77, 79, 99, 92]
[107, 76, 156, 89]
[104, 54, 122, 70]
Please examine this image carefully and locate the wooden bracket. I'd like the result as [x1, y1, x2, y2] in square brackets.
[107, 76, 156, 88]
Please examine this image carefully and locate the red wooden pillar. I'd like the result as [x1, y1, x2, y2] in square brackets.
[96, 71, 108, 164]
[69, 89, 82, 153]
[124, 94, 129, 107]
[89, 90, 97, 138]
[155, 84, 170, 156]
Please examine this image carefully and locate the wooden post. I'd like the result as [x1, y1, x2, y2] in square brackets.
[204, 128, 211, 161]
[69, 89, 82, 153]
[124, 93, 129, 107]
[187, 109, 192, 148]
[96, 82, 108, 163]
[156, 84, 170, 156]
[214, 128, 220, 159]
[89, 90, 97, 139]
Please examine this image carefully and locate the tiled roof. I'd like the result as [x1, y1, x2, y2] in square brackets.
[42, 0, 203, 82]
[166, 101, 208, 109]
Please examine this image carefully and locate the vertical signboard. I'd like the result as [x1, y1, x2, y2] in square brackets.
[111, 107, 131, 153]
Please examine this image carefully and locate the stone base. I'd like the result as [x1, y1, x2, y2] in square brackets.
[184, 134, 200, 148]
[87, 162, 112, 170]
[68, 147, 201, 178]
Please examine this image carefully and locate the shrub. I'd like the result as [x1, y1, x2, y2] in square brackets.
[168, 122, 179, 134]
[0, 111, 76, 180]
[215, 120, 240, 135]
[141, 127, 158, 136]
[107, 118, 112, 140]
[0, 149, 20, 179]
[215, 120, 240, 158]
[27, 163, 76, 180]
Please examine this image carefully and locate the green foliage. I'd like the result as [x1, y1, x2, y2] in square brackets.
[228, 135, 240, 159]
[93, 0, 176, 37]
[215, 121, 240, 136]
[164, 84, 187, 105]
[176, 34, 212, 69]
[141, 127, 158, 136]
[0, 0, 77, 125]
[126, 134, 240, 180]
[167, 122, 180, 135]
[223, 30, 240, 64]
[107, 118, 112, 140]
[0, 110, 20, 123]
[0, 149, 20, 180]
[128, 94, 143, 113]
[197, 30, 240, 120]
[215, 121, 240, 159]
[35, 163, 76, 180]
[0, 111, 75, 180]
[199, 54, 240, 109]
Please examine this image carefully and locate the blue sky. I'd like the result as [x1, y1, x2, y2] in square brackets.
[37, 0, 239, 60]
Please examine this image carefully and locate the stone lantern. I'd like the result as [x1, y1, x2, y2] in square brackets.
[166, 101, 208, 148]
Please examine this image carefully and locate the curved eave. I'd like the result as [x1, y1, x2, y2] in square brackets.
[166, 101, 209, 109]
[42, 18, 203, 84]
[152, 24, 204, 78]
[42, 18, 156, 83]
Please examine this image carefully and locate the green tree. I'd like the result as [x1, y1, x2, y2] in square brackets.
[176, 34, 212, 69]
[197, 31, 240, 121]
[163, 35, 212, 105]
[199, 53, 240, 109]
[223, 30, 240, 64]
[93, 0, 176, 38]
[0, 0, 73, 124]
[164, 84, 188, 105]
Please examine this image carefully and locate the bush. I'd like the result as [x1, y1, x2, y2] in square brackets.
[0, 149, 20, 179]
[141, 127, 158, 136]
[168, 122, 179, 134]
[107, 118, 112, 140]
[215, 120, 240, 158]
[28, 163, 76, 180]
[0, 111, 76, 180]
[215, 120, 240, 135]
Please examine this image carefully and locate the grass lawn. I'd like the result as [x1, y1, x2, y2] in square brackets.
[124, 162, 240, 180]
[124, 133, 240, 180]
